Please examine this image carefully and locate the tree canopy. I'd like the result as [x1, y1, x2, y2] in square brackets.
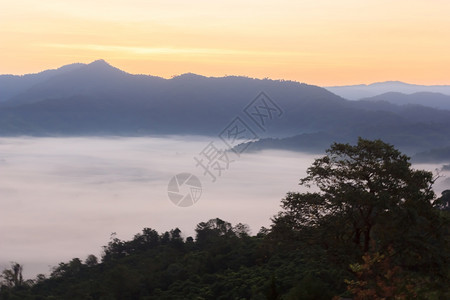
[272, 138, 449, 297]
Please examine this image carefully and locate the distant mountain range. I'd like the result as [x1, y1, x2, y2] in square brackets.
[0, 60, 349, 137]
[359, 92, 450, 110]
[325, 81, 450, 100]
[1, 60, 450, 159]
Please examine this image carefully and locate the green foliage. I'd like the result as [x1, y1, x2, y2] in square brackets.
[435, 190, 450, 211]
[272, 138, 449, 299]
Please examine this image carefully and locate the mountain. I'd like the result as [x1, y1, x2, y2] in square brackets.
[325, 81, 450, 100]
[0, 60, 352, 137]
[0, 62, 84, 103]
[234, 114, 450, 156]
[1, 60, 450, 156]
[359, 92, 450, 110]
[0, 59, 164, 107]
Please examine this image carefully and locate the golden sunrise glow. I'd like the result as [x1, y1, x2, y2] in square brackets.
[1, 0, 450, 85]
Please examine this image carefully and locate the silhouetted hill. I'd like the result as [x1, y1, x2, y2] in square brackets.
[1, 61, 450, 156]
[1, 60, 162, 107]
[0, 60, 350, 136]
[326, 81, 450, 100]
[359, 92, 450, 110]
[0, 63, 84, 103]
[235, 119, 450, 156]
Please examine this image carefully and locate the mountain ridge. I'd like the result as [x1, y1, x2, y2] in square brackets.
[1, 60, 450, 157]
[358, 91, 450, 110]
[325, 81, 450, 100]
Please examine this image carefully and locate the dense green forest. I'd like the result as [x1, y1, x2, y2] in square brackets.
[1, 139, 449, 299]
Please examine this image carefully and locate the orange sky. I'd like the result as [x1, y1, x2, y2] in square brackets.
[1, 0, 449, 85]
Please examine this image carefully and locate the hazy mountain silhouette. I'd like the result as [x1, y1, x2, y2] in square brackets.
[0, 60, 350, 136]
[325, 81, 450, 100]
[0, 62, 84, 103]
[1, 60, 450, 155]
[359, 92, 450, 110]
[0, 59, 163, 107]
[235, 119, 450, 156]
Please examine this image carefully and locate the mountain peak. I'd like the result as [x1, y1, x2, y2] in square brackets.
[88, 59, 111, 67]
[171, 73, 206, 80]
[84, 59, 127, 75]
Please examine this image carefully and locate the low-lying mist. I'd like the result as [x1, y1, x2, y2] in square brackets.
[0, 137, 448, 279]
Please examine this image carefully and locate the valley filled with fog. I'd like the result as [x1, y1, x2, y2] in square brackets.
[0, 136, 317, 278]
[1, 136, 448, 279]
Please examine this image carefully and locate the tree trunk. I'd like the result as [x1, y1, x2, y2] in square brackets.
[353, 225, 361, 248]
[363, 225, 372, 252]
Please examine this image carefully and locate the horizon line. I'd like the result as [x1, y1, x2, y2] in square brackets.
[2, 59, 450, 88]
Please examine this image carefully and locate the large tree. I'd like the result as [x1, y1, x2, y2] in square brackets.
[274, 138, 442, 257]
[271, 138, 450, 298]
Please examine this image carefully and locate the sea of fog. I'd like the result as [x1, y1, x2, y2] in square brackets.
[0, 136, 449, 279]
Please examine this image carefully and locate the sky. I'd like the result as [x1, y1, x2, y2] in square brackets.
[1, 0, 450, 85]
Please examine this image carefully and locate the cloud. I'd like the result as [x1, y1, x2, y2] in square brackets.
[40, 43, 312, 58]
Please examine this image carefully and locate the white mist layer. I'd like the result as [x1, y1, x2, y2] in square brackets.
[0, 137, 317, 278]
[0, 137, 448, 279]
